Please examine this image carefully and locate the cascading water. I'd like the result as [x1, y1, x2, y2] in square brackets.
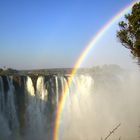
[60, 74, 94, 140]
[0, 66, 140, 140]
[0, 77, 11, 140]
[0, 76, 19, 140]
[0, 77, 4, 114]
[0, 75, 61, 140]
[55, 76, 59, 105]
[60, 67, 140, 140]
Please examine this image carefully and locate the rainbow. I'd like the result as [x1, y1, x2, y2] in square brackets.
[53, 1, 139, 140]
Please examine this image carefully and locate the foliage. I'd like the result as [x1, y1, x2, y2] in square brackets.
[0, 69, 3, 73]
[0, 68, 19, 75]
[117, 2, 140, 63]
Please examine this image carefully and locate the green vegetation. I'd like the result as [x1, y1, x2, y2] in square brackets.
[117, 2, 140, 64]
[0, 68, 3, 73]
[0, 68, 19, 75]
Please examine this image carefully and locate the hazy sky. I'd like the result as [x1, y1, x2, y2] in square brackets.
[0, 0, 138, 69]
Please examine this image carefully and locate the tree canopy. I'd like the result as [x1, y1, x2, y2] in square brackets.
[117, 2, 140, 64]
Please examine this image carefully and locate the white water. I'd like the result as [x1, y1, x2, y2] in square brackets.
[0, 76, 19, 140]
[25, 76, 48, 140]
[61, 70, 140, 140]
[0, 77, 4, 112]
[0, 67, 140, 140]
[0, 77, 11, 140]
[6, 77, 19, 134]
[0, 76, 55, 140]
[55, 76, 59, 105]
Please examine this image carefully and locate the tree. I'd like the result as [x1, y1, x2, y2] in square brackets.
[117, 2, 140, 64]
[0, 68, 3, 74]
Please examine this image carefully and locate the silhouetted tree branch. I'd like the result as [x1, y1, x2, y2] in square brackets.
[104, 123, 121, 140]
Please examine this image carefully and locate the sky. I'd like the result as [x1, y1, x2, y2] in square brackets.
[0, 0, 139, 69]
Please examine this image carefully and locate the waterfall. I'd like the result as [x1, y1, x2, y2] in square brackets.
[55, 76, 59, 105]
[6, 77, 19, 134]
[26, 76, 35, 97]
[25, 76, 50, 140]
[60, 74, 94, 140]
[36, 76, 48, 102]
[0, 77, 11, 140]
[0, 77, 4, 112]
[0, 67, 140, 140]
[0, 76, 19, 140]
[0, 75, 67, 140]
[60, 71, 140, 140]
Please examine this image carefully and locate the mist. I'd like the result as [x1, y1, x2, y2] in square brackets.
[0, 65, 140, 140]
[60, 65, 140, 140]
